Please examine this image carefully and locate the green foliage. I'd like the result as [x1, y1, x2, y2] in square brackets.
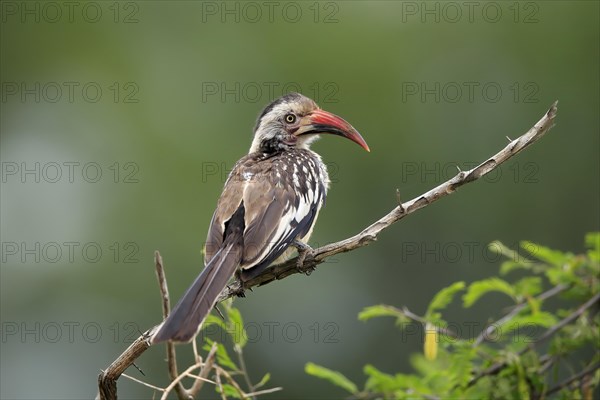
[305, 363, 358, 394]
[203, 339, 239, 371]
[358, 304, 409, 325]
[255, 372, 271, 389]
[306, 233, 600, 399]
[218, 384, 242, 399]
[585, 232, 600, 262]
[426, 281, 466, 317]
[514, 276, 543, 298]
[463, 277, 516, 307]
[226, 305, 247, 349]
[197, 299, 280, 399]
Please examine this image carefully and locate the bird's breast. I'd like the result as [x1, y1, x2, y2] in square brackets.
[268, 149, 330, 193]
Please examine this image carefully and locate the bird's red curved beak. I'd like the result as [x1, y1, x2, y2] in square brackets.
[304, 109, 370, 152]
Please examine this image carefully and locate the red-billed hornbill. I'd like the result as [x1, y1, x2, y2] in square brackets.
[152, 93, 369, 343]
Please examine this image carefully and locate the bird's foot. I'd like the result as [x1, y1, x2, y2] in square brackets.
[292, 240, 316, 275]
[232, 285, 246, 298]
[231, 273, 246, 297]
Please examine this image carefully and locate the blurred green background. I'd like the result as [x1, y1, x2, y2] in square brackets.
[1, 1, 598, 399]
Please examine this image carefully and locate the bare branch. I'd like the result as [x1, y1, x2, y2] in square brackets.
[187, 340, 218, 396]
[236, 346, 256, 397]
[161, 362, 202, 400]
[155, 251, 171, 319]
[121, 372, 165, 392]
[97, 331, 153, 400]
[155, 252, 189, 400]
[214, 371, 227, 400]
[244, 387, 284, 397]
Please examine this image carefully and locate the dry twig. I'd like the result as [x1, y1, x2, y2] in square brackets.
[154, 252, 188, 400]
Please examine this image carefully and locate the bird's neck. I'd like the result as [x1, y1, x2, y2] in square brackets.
[249, 133, 319, 155]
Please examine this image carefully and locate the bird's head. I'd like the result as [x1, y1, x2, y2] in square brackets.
[249, 92, 370, 154]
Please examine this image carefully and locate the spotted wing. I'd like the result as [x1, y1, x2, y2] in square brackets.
[204, 168, 245, 264]
[205, 153, 325, 274]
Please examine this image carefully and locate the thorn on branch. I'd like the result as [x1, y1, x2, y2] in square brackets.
[214, 305, 226, 320]
[359, 234, 377, 245]
[396, 189, 405, 213]
[132, 363, 145, 376]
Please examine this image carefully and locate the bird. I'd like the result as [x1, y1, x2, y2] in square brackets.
[152, 92, 369, 343]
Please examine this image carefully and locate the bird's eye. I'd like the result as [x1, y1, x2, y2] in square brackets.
[285, 114, 296, 124]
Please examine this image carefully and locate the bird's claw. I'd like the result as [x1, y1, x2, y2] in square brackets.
[233, 286, 246, 298]
[292, 240, 316, 275]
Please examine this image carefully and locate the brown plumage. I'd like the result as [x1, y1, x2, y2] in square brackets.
[152, 93, 369, 343]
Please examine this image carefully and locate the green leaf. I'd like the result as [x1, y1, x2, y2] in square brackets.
[527, 296, 542, 315]
[358, 304, 408, 324]
[502, 312, 558, 340]
[514, 358, 530, 400]
[426, 281, 466, 316]
[451, 346, 477, 389]
[203, 339, 239, 371]
[217, 383, 242, 398]
[489, 241, 521, 259]
[545, 267, 577, 286]
[409, 353, 438, 377]
[226, 306, 247, 348]
[514, 277, 542, 298]
[255, 372, 270, 389]
[463, 278, 516, 307]
[490, 241, 533, 272]
[363, 364, 428, 394]
[414, 344, 476, 390]
[305, 362, 358, 394]
[363, 364, 397, 391]
[499, 260, 530, 275]
[526, 311, 558, 327]
[585, 232, 600, 262]
[203, 314, 226, 331]
[521, 241, 570, 267]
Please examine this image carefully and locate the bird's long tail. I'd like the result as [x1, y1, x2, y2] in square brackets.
[151, 237, 242, 343]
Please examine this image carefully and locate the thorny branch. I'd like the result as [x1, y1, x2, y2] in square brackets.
[97, 102, 558, 399]
[155, 252, 188, 400]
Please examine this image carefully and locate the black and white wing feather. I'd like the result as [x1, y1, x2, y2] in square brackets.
[205, 149, 328, 280]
